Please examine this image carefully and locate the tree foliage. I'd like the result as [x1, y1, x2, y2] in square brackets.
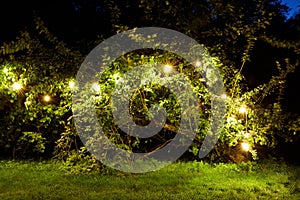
[0, 17, 82, 158]
[0, 0, 299, 168]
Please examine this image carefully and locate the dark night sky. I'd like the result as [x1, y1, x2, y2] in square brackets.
[0, 0, 299, 42]
[0, 0, 300, 42]
[282, 0, 300, 18]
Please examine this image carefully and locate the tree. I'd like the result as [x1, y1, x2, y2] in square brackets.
[0, 0, 299, 167]
[0, 17, 82, 159]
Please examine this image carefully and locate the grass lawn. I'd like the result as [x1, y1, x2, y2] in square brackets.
[0, 160, 299, 199]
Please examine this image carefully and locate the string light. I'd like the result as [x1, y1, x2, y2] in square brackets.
[69, 80, 76, 89]
[43, 95, 51, 102]
[92, 83, 100, 92]
[221, 93, 227, 99]
[195, 61, 201, 67]
[3, 68, 8, 74]
[163, 64, 173, 74]
[12, 82, 22, 91]
[239, 106, 247, 114]
[241, 142, 250, 152]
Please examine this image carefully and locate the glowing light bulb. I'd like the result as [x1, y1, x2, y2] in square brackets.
[3, 68, 8, 74]
[239, 106, 247, 114]
[221, 93, 227, 99]
[43, 95, 51, 102]
[92, 83, 100, 92]
[69, 80, 76, 89]
[241, 142, 250, 152]
[12, 82, 22, 91]
[163, 64, 173, 74]
[195, 61, 201, 67]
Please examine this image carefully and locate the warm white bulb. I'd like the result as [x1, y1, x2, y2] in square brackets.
[221, 94, 227, 99]
[239, 106, 247, 114]
[43, 95, 51, 102]
[241, 142, 250, 152]
[163, 64, 173, 74]
[195, 61, 201, 67]
[12, 82, 22, 91]
[3, 68, 8, 74]
[69, 81, 76, 89]
[92, 83, 100, 92]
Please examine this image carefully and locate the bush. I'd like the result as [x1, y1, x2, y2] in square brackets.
[0, 16, 299, 167]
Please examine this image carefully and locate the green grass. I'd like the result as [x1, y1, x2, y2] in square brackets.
[0, 160, 299, 199]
